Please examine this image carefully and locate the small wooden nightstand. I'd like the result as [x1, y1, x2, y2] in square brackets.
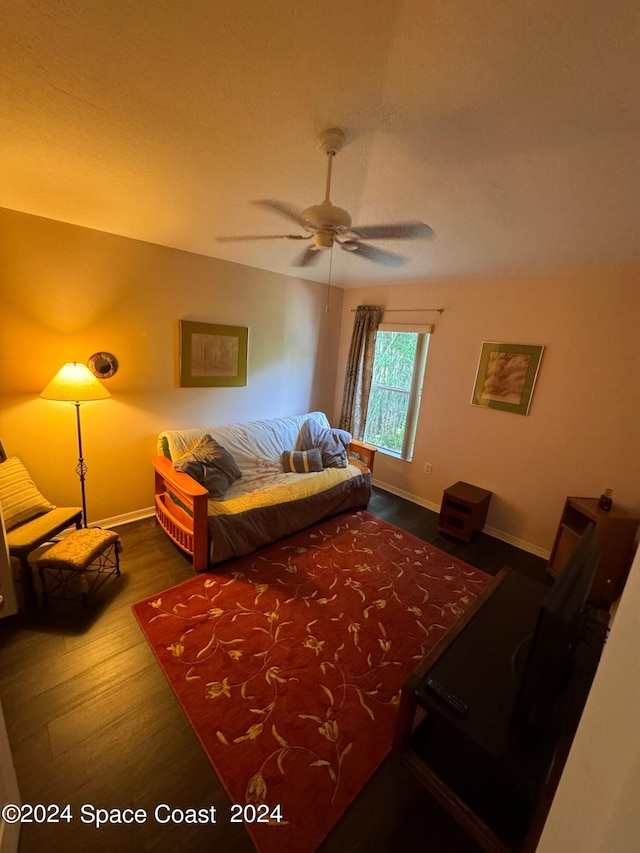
[438, 481, 493, 542]
[548, 496, 640, 607]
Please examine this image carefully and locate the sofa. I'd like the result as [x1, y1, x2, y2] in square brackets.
[152, 411, 376, 571]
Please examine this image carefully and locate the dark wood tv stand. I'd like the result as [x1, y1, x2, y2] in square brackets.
[394, 569, 607, 853]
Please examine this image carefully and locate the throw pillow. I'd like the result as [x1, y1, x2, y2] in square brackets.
[174, 435, 241, 499]
[281, 448, 323, 474]
[0, 456, 56, 530]
[299, 418, 352, 469]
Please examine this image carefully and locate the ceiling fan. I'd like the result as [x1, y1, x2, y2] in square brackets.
[217, 128, 434, 267]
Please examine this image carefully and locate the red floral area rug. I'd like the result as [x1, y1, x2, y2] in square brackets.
[132, 511, 490, 852]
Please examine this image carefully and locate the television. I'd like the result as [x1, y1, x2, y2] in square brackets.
[512, 522, 600, 738]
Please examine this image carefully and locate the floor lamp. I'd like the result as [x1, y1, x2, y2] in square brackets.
[41, 362, 111, 527]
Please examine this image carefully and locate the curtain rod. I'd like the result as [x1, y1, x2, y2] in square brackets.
[350, 307, 445, 314]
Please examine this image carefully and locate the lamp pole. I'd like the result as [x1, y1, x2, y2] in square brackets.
[74, 401, 89, 527]
[40, 362, 111, 528]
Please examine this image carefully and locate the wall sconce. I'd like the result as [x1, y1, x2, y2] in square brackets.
[87, 352, 118, 379]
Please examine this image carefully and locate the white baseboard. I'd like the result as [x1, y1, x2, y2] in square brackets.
[372, 480, 551, 560]
[94, 507, 156, 529]
[374, 479, 442, 515]
[92, 491, 552, 561]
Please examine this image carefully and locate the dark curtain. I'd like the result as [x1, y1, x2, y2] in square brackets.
[339, 305, 383, 439]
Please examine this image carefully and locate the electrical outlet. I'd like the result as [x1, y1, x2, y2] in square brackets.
[423, 463, 433, 475]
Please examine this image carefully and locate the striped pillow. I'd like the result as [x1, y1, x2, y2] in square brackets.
[0, 457, 55, 530]
[281, 448, 323, 474]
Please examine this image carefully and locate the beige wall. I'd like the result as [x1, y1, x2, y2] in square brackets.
[2, 204, 638, 556]
[0, 207, 343, 523]
[333, 268, 640, 555]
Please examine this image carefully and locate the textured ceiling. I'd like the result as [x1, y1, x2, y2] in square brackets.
[1, 0, 639, 287]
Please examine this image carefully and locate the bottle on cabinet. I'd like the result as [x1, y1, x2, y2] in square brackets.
[598, 489, 613, 512]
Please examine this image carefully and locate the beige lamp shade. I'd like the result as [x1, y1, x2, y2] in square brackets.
[41, 362, 111, 402]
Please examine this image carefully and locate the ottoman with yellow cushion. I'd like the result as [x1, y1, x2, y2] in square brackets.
[34, 528, 122, 607]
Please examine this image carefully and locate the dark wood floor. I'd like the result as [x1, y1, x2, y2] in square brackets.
[0, 488, 548, 853]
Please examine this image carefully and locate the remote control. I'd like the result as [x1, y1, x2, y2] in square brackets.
[424, 677, 468, 717]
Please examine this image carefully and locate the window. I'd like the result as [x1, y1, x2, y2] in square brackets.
[363, 328, 430, 461]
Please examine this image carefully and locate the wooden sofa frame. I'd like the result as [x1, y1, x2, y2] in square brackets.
[152, 438, 377, 571]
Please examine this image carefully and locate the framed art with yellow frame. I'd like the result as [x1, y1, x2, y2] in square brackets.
[179, 321, 248, 387]
[471, 342, 544, 415]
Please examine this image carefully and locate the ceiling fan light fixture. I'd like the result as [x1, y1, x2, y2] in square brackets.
[313, 232, 334, 250]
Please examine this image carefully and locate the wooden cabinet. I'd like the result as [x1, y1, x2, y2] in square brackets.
[548, 497, 640, 607]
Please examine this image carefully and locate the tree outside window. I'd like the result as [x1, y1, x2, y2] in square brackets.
[363, 330, 429, 460]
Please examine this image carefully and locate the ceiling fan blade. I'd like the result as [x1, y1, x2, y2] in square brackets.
[344, 242, 406, 267]
[293, 247, 323, 267]
[254, 199, 305, 226]
[217, 234, 299, 242]
[350, 221, 434, 241]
